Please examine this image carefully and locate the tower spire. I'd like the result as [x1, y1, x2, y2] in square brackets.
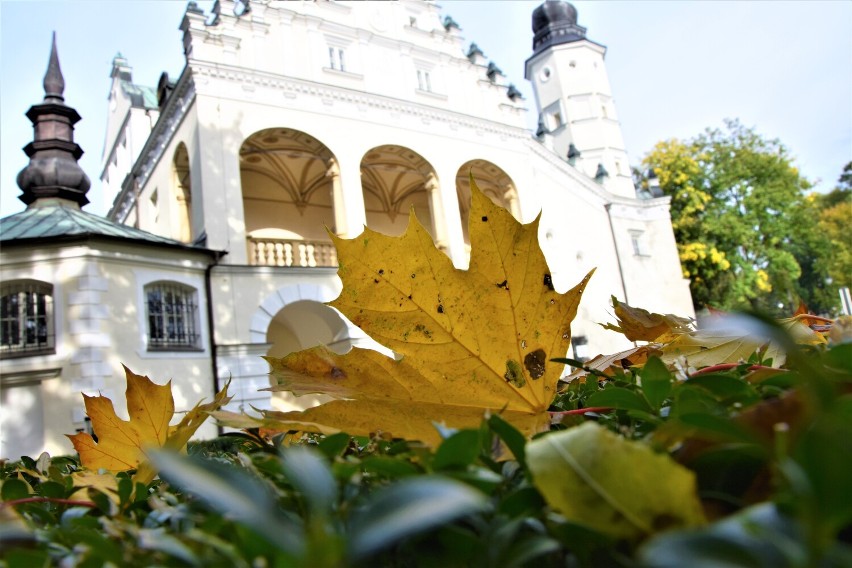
[43, 32, 65, 103]
[16, 33, 91, 208]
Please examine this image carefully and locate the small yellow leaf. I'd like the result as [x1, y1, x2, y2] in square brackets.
[601, 296, 693, 343]
[67, 366, 230, 480]
[528, 423, 706, 540]
[69, 472, 119, 502]
[245, 178, 592, 444]
[67, 366, 173, 472]
[661, 330, 785, 369]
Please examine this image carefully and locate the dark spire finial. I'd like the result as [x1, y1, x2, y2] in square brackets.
[16, 33, 90, 209]
[43, 32, 65, 102]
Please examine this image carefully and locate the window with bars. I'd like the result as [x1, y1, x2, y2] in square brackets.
[417, 69, 432, 92]
[145, 282, 199, 350]
[328, 46, 346, 72]
[0, 281, 54, 358]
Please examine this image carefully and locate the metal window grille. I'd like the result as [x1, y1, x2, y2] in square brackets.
[146, 282, 199, 350]
[0, 282, 54, 357]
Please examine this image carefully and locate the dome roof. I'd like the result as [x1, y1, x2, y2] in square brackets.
[532, 0, 577, 35]
[531, 0, 587, 55]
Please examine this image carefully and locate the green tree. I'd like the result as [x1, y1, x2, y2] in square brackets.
[804, 163, 852, 312]
[643, 119, 829, 315]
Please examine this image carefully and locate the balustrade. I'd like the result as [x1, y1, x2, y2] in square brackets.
[247, 238, 338, 267]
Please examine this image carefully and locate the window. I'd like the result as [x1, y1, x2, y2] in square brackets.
[1, 281, 54, 357]
[630, 230, 649, 257]
[328, 46, 346, 72]
[417, 69, 432, 92]
[145, 282, 199, 350]
[571, 335, 589, 363]
[543, 101, 564, 131]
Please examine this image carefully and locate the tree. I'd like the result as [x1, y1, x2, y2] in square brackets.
[806, 162, 852, 312]
[642, 119, 830, 315]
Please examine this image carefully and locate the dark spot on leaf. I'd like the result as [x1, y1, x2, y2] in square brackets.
[543, 273, 554, 291]
[437, 304, 444, 314]
[408, 295, 412, 300]
[524, 349, 546, 379]
[481, 216, 488, 222]
[504, 360, 525, 388]
[411, 273, 416, 279]
[496, 280, 509, 290]
[329, 367, 346, 379]
[414, 324, 432, 339]
[378, 269, 384, 275]
[373, 279, 379, 284]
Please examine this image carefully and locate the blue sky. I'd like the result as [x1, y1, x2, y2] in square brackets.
[2, 1, 850, 218]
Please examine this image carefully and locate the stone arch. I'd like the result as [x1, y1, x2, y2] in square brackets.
[250, 283, 348, 412]
[249, 283, 340, 344]
[171, 143, 192, 243]
[456, 160, 520, 246]
[240, 128, 340, 266]
[360, 145, 445, 246]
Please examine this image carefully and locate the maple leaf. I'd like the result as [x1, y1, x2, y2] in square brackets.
[67, 366, 231, 483]
[600, 295, 693, 343]
[229, 179, 593, 446]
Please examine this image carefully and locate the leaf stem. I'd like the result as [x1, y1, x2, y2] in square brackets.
[0, 497, 98, 509]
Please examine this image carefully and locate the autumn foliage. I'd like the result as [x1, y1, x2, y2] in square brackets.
[2, 175, 850, 566]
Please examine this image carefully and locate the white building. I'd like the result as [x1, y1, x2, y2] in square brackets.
[1, 0, 692, 459]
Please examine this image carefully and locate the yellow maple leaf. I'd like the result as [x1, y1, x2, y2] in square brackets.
[232, 179, 592, 446]
[67, 365, 231, 483]
[601, 295, 693, 343]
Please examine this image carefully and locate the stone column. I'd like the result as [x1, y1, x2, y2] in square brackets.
[336, 155, 367, 238]
[425, 172, 450, 252]
[433, 165, 467, 268]
[326, 158, 345, 236]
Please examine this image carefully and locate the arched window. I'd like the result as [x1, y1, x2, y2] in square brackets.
[0, 280, 54, 357]
[144, 282, 200, 350]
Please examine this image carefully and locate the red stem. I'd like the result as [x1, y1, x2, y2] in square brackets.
[0, 497, 98, 509]
[549, 406, 613, 417]
[689, 364, 779, 377]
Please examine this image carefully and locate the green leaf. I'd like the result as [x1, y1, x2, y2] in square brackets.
[501, 535, 561, 568]
[499, 486, 546, 517]
[677, 413, 761, 445]
[444, 468, 504, 494]
[639, 503, 804, 568]
[137, 528, 200, 566]
[39, 480, 65, 499]
[587, 387, 652, 412]
[317, 432, 351, 458]
[348, 477, 488, 559]
[687, 374, 759, 404]
[148, 450, 305, 557]
[360, 456, 420, 478]
[432, 429, 482, 470]
[527, 422, 706, 540]
[488, 413, 527, 466]
[280, 447, 337, 516]
[1, 478, 30, 501]
[640, 356, 672, 411]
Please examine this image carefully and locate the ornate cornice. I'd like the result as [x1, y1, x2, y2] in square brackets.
[191, 60, 529, 139]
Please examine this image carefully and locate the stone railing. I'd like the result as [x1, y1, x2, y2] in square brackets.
[247, 238, 338, 267]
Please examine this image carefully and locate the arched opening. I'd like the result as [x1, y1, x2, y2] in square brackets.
[266, 300, 351, 412]
[360, 145, 442, 244]
[240, 128, 339, 266]
[172, 143, 192, 243]
[456, 160, 520, 246]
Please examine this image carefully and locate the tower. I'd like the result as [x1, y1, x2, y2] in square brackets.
[525, 0, 635, 197]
